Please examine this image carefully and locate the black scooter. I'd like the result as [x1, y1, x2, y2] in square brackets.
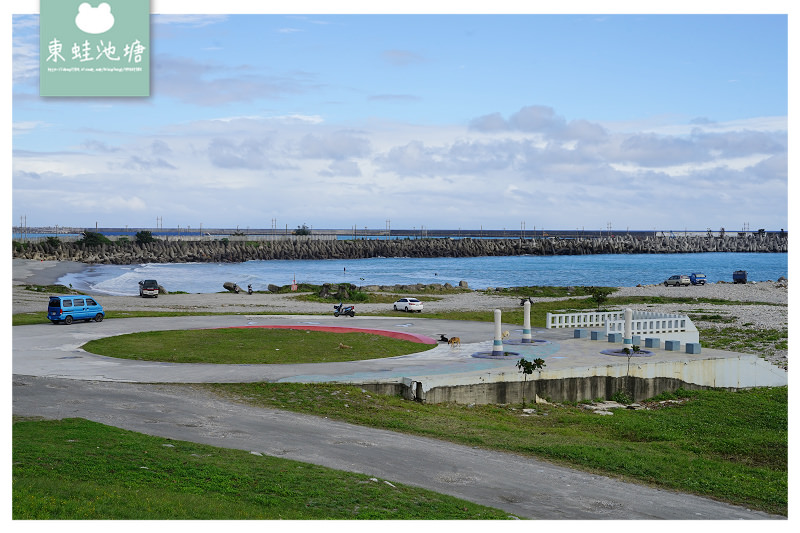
[247, 284, 253, 295]
[333, 302, 355, 317]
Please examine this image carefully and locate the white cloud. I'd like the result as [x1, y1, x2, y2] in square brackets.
[10, 101, 788, 230]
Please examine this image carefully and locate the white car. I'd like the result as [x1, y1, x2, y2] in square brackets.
[664, 275, 690, 287]
[394, 297, 423, 312]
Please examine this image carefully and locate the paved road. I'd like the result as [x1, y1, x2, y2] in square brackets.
[12, 315, 781, 520]
[13, 375, 777, 520]
[12, 314, 524, 383]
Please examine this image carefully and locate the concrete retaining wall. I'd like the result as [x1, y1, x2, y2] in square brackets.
[406, 377, 720, 405]
[357, 351, 787, 404]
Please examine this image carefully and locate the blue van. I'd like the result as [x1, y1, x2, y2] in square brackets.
[47, 295, 105, 325]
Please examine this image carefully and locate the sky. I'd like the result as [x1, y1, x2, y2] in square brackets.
[8, 1, 793, 232]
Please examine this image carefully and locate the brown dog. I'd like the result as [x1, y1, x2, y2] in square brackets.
[448, 337, 461, 348]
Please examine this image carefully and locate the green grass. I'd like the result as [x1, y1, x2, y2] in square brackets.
[82, 328, 435, 364]
[12, 418, 512, 520]
[698, 326, 788, 359]
[11, 289, 788, 516]
[206, 384, 788, 515]
[23, 283, 74, 294]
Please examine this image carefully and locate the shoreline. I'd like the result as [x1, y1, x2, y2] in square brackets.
[12, 259, 89, 286]
[11, 258, 789, 298]
[11, 259, 788, 369]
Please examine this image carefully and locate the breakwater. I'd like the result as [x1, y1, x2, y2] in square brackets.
[13, 234, 787, 265]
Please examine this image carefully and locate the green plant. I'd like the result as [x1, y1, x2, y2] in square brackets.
[135, 230, 156, 244]
[588, 287, 613, 310]
[77, 231, 112, 247]
[611, 389, 633, 405]
[516, 357, 546, 407]
[294, 224, 312, 236]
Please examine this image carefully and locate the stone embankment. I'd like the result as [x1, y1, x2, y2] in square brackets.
[13, 234, 788, 265]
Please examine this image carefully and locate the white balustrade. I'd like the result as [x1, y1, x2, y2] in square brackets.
[547, 308, 698, 343]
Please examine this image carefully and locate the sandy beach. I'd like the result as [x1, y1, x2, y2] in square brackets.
[12, 259, 788, 368]
[12, 259, 88, 286]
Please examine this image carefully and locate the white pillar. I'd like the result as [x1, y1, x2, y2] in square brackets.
[522, 300, 532, 342]
[624, 308, 633, 345]
[493, 309, 504, 355]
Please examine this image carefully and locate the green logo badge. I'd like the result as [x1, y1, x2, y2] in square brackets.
[40, 0, 150, 97]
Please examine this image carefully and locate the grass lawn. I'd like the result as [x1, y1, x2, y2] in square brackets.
[12, 418, 512, 520]
[82, 328, 435, 364]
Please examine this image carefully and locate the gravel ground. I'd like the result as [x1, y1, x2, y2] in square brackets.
[13, 260, 788, 369]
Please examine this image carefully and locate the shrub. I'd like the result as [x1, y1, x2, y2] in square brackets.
[77, 231, 112, 247]
[135, 231, 156, 244]
[611, 389, 633, 404]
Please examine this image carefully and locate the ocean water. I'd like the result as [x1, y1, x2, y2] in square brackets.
[57, 253, 789, 296]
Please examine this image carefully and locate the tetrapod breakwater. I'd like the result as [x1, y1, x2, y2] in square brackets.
[12, 233, 787, 265]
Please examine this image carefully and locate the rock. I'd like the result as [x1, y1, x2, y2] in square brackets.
[335, 285, 350, 299]
[12, 233, 788, 264]
[318, 283, 333, 299]
[223, 282, 241, 293]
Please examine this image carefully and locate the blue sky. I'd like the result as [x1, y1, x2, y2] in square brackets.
[8, 2, 792, 231]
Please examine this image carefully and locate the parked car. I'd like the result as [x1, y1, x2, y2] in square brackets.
[47, 295, 105, 325]
[733, 270, 748, 284]
[664, 275, 690, 287]
[394, 297, 423, 312]
[139, 279, 159, 297]
[689, 273, 707, 285]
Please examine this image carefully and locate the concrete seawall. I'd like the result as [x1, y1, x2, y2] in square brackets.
[13, 233, 787, 265]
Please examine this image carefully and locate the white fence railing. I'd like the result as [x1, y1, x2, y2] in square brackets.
[546, 310, 625, 329]
[606, 311, 695, 337]
[547, 309, 699, 343]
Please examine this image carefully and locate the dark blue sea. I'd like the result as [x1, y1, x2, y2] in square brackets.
[58, 253, 789, 296]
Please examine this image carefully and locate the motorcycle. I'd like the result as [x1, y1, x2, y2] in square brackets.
[247, 284, 253, 295]
[333, 302, 355, 317]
